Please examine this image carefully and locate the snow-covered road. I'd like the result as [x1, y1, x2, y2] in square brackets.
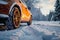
[0, 21, 60, 40]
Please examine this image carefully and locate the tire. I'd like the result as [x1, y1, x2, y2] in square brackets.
[5, 7, 21, 30]
[27, 16, 32, 25]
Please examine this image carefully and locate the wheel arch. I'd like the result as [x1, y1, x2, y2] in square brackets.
[9, 3, 21, 16]
[14, 5, 21, 16]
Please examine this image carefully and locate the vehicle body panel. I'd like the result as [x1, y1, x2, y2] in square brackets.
[0, 0, 32, 23]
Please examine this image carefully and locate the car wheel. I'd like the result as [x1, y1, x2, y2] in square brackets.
[5, 7, 21, 30]
[27, 16, 32, 25]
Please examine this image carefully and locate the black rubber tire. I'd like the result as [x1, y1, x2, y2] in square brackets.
[27, 16, 32, 25]
[5, 7, 21, 30]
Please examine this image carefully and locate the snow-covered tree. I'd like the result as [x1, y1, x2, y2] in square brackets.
[48, 11, 53, 21]
[53, 0, 60, 21]
[48, 11, 55, 21]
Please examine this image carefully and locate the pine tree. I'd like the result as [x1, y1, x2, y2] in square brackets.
[54, 0, 60, 21]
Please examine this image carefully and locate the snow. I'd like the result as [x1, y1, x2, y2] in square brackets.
[33, 21, 60, 26]
[0, 14, 9, 18]
[0, 1, 8, 4]
[0, 21, 60, 40]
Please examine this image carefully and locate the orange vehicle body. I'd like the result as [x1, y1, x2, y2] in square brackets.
[0, 0, 32, 22]
[0, 0, 32, 29]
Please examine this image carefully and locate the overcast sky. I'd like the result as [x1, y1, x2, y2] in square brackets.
[33, 0, 56, 16]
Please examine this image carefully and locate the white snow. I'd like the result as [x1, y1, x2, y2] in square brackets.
[0, 21, 60, 40]
[33, 21, 60, 27]
[0, 1, 8, 4]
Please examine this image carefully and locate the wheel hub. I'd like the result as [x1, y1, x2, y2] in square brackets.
[13, 8, 21, 27]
